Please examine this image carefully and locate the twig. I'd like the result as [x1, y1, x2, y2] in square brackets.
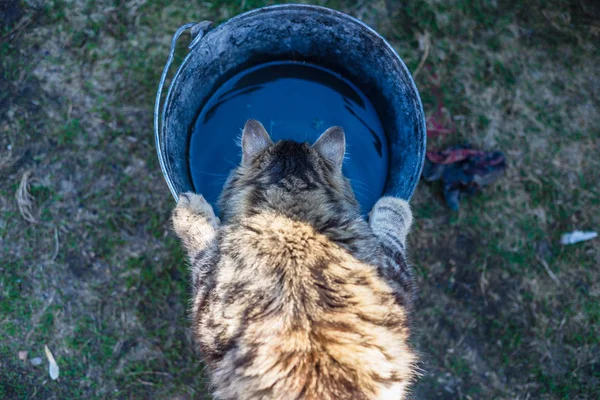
[479, 265, 488, 306]
[129, 371, 173, 377]
[413, 32, 431, 78]
[350, 0, 370, 11]
[50, 227, 60, 262]
[571, 358, 599, 377]
[0, 146, 13, 171]
[25, 293, 55, 342]
[0, 16, 33, 45]
[455, 318, 476, 349]
[536, 256, 560, 285]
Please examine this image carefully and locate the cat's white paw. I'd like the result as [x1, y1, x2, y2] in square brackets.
[172, 193, 219, 240]
[178, 192, 215, 217]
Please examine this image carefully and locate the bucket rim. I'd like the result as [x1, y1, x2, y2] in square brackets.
[155, 3, 426, 203]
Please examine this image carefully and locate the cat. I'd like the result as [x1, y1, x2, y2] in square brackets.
[172, 119, 418, 399]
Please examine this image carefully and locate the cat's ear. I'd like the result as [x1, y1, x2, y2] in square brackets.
[242, 119, 272, 164]
[313, 126, 345, 169]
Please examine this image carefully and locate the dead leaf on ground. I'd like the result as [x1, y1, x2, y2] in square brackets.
[44, 345, 59, 380]
[18, 350, 28, 361]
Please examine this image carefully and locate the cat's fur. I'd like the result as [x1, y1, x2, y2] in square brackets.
[172, 120, 418, 399]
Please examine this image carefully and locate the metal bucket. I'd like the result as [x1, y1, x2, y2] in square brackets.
[154, 4, 426, 204]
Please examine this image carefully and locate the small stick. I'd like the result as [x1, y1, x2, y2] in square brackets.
[537, 256, 560, 285]
[413, 32, 431, 79]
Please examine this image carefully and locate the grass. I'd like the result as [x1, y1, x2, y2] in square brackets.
[0, 0, 598, 398]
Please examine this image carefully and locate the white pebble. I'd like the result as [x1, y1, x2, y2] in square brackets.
[30, 357, 43, 366]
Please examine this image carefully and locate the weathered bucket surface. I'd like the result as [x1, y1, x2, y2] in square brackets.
[155, 4, 426, 204]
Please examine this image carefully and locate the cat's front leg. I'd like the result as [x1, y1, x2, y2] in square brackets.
[369, 196, 412, 256]
[369, 196, 414, 305]
[172, 192, 219, 259]
[172, 192, 220, 339]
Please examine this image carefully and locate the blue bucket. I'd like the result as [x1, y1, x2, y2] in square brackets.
[154, 4, 426, 208]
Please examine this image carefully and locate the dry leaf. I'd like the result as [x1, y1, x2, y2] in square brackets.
[44, 345, 60, 380]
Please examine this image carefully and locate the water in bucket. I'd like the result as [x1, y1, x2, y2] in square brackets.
[189, 61, 388, 214]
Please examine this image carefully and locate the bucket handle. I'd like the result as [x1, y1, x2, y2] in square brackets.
[154, 21, 213, 201]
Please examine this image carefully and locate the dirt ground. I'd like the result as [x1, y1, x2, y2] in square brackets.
[1, 0, 599, 399]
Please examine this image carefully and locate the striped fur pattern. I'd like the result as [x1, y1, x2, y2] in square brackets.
[172, 120, 418, 399]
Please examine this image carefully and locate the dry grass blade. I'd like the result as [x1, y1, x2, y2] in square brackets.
[536, 255, 560, 286]
[0, 15, 33, 45]
[49, 227, 60, 262]
[0, 147, 13, 170]
[413, 31, 431, 79]
[16, 170, 37, 223]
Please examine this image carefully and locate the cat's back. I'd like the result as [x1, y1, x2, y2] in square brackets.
[200, 210, 416, 400]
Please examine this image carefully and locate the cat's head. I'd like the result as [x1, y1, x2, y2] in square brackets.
[218, 119, 359, 222]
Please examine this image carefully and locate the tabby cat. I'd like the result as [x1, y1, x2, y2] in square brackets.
[172, 120, 418, 399]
